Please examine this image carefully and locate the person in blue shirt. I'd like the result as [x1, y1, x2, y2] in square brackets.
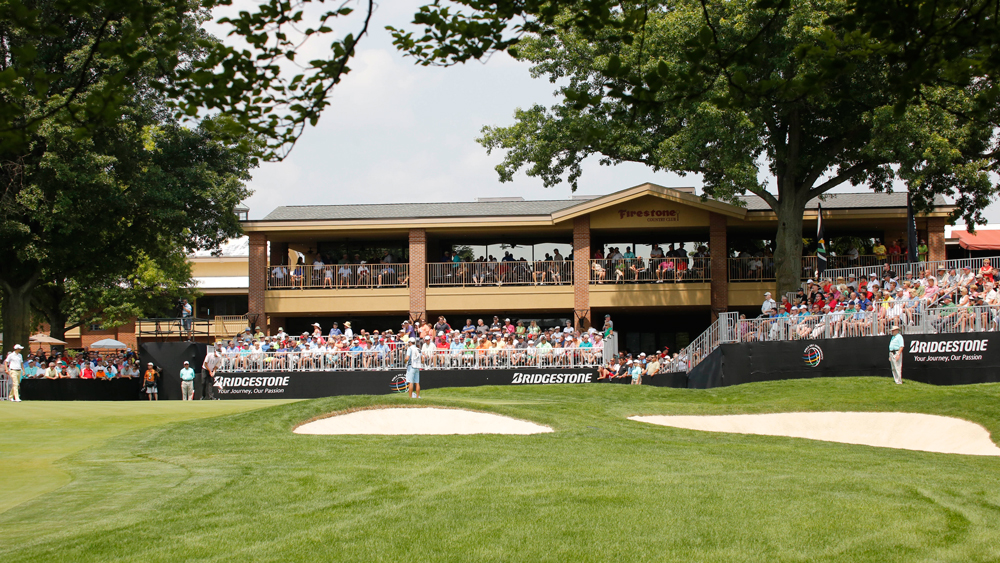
[328, 322, 342, 337]
[623, 247, 636, 260]
[179, 360, 196, 400]
[629, 359, 644, 385]
[888, 325, 904, 384]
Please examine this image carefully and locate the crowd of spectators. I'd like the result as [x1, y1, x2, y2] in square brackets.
[745, 258, 999, 340]
[591, 243, 710, 283]
[15, 349, 143, 379]
[213, 315, 622, 371]
[271, 250, 408, 289]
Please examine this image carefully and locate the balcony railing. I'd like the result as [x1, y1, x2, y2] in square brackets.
[427, 261, 573, 287]
[589, 258, 711, 283]
[268, 264, 409, 289]
[137, 317, 213, 340]
[728, 255, 890, 282]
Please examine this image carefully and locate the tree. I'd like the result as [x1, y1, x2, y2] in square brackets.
[457, 0, 996, 296]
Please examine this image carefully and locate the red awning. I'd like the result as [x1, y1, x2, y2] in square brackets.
[956, 230, 1000, 251]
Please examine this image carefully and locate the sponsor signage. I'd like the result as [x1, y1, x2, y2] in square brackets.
[906, 337, 988, 363]
[689, 333, 1000, 389]
[214, 368, 601, 400]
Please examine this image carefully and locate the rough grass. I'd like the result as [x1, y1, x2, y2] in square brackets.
[2, 378, 1000, 562]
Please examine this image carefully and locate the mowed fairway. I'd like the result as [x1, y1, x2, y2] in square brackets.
[2, 378, 1000, 562]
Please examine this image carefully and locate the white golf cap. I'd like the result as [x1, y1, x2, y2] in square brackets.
[183, 360, 189, 364]
[13, 344, 23, 349]
[891, 325, 900, 332]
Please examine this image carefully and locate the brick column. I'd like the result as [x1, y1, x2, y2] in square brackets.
[248, 232, 267, 334]
[709, 212, 728, 322]
[408, 228, 427, 323]
[573, 216, 591, 330]
[927, 217, 946, 262]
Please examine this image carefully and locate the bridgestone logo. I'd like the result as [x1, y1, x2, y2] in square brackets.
[217, 376, 290, 388]
[511, 372, 593, 384]
[908, 340, 988, 354]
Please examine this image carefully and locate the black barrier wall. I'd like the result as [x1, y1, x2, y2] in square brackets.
[140, 342, 208, 400]
[692, 333, 1000, 388]
[215, 368, 604, 399]
[21, 378, 144, 401]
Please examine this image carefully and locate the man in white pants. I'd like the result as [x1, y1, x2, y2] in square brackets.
[888, 325, 904, 384]
[406, 339, 422, 399]
[4, 344, 24, 402]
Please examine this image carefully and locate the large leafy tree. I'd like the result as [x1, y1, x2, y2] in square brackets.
[0, 1, 253, 354]
[444, 0, 996, 296]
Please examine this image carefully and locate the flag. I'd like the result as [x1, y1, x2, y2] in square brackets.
[906, 192, 918, 263]
[816, 202, 827, 275]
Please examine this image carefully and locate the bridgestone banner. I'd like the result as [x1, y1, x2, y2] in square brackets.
[688, 333, 1000, 388]
[213, 368, 603, 399]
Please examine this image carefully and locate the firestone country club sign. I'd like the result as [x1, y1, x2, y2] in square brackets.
[617, 208, 679, 223]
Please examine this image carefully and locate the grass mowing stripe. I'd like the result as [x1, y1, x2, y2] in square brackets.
[0, 400, 298, 514]
[1, 379, 1000, 561]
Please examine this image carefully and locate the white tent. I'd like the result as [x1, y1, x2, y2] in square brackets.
[88, 338, 127, 350]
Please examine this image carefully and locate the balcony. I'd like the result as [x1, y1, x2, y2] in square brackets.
[588, 258, 711, 284]
[427, 261, 573, 287]
[268, 263, 409, 289]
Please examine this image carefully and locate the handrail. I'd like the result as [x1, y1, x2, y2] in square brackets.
[427, 260, 573, 287]
[823, 256, 1000, 284]
[589, 258, 710, 283]
[269, 263, 409, 289]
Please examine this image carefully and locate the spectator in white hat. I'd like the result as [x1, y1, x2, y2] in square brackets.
[761, 292, 776, 316]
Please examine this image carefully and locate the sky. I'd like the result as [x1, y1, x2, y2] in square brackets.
[212, 1, 999, 225]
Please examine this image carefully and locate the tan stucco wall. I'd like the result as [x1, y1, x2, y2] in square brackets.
[426, 285, 574, 312]
[265, 288, 409, 315]
[589, 283, 712, 308]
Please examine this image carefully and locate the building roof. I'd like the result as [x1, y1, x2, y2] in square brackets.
[254, 186, 954, 224]
[262, 200, 579, 221]
[738, 192, 951, 211]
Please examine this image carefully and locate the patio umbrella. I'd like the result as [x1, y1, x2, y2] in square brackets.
[89, 338, 127, 350]
[30, 333, 67, 345]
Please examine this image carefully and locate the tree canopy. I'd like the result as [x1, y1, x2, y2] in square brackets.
[0, 1, 254, 353]
[463, 0, 997, 295]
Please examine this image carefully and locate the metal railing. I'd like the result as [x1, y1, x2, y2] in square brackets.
[269, 263, 409, 289]
[590, 258, 710, 283]
[137, 317, 213, 340]
[214, 315, 249, 338]
[0, 373, 9, 400]
[685, 311, 737, 370]
[215, 346, 604, 372]
[678, 302, 999, 373]
[727, 255, 886, 282]
[824, 256, 1000, 284]
[427, 261, 573, 287]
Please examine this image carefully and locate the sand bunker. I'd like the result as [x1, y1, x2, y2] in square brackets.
[295, 407, 553, 435]
[630, 412, 1000, 456]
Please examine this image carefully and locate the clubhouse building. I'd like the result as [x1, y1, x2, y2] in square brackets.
[235, 183, 954, 354]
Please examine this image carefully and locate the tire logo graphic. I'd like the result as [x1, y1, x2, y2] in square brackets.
[391, 374, 408, 393]
[803, 344, 824, 368]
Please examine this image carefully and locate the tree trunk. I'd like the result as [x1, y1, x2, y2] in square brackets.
[773, 196, 808, 298]
[1, 279, 36, 356]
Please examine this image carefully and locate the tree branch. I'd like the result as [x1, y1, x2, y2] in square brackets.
[809, 162, 871, 196]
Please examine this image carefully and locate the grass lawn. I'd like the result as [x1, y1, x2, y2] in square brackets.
[1, 378, 1000, 562]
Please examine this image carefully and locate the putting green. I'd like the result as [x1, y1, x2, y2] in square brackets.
[0, 400, 296, 514]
